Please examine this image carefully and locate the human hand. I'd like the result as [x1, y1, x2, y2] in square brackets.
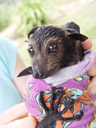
[0, 103, 37, 128]
[82, 39, 96, 94]
[87, 54, 96, 94]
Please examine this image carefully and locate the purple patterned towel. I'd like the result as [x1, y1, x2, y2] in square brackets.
[23, 50, 96, 128]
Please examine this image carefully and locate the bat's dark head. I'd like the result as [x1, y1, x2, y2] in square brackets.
[27, 22, 87, 79]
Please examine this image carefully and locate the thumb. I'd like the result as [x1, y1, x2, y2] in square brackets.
[82, 39, 92, 50]
[0, 103, 28, 125]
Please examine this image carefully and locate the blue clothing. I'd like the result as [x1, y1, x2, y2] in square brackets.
[0, 36, 22, 114]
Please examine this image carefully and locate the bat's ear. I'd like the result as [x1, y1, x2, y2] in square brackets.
[64, 22, 88, 42]
[28, 27, 39, 39]
[67, 33, 88, 42]
[17, 67, 33, 77]
[65, 22, 80, 34]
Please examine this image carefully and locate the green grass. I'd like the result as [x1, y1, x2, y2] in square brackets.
[0, 5, 14, 31]
[13, 0, 49, 37]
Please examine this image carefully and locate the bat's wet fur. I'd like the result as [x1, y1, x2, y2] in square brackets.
[27, 22, 87, 79]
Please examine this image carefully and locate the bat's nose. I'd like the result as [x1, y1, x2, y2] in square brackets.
[33, 66, 45, 79]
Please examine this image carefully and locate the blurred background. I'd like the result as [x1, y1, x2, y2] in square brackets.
[0, 0, 96, 66]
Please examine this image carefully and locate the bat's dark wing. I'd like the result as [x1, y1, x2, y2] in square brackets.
[17, 67, 33, 77]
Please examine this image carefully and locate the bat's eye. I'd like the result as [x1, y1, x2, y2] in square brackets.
[28, 44, 34, 57]
[47, 41, 59, 54]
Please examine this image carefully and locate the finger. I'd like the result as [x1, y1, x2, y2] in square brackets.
[82, 39, 92, 50]
[87, 53, 96, 76]
[1, 116, 37, 128]
[87, 76, 96, 94]
[0, 103, 28, 125]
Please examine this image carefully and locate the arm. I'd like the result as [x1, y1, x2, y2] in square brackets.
[0, 55, 38, 128]
[13, 54, 29, 96]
